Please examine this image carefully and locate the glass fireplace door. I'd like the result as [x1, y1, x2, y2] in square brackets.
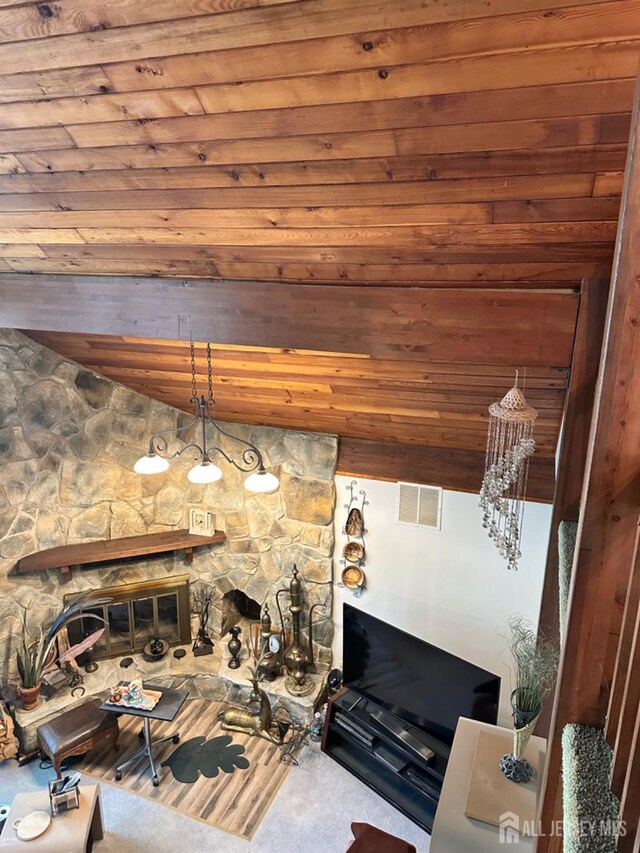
[65, 574, 190, 660]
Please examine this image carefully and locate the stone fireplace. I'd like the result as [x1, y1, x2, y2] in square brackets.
[0, 328, 338, 747]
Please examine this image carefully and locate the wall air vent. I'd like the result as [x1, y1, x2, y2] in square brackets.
[396, 482, 443, 530]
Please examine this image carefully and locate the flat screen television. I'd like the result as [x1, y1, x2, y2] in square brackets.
[343, 604, 500, 746]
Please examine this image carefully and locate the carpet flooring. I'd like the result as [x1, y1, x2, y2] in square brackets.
[80, 699, 289, 840]
[1, 742, 430, 852]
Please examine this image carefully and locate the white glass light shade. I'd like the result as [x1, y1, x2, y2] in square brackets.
[244, 470, 280, 493]
[134, 453, 169, 475]
[187, 461, 223, 484]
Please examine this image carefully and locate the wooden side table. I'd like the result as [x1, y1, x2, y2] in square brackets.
[0, 784, 103, 852]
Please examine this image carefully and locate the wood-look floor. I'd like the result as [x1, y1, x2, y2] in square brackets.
[81, 699, 290, 841]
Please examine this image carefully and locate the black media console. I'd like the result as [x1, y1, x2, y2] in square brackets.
[321, 688, 450, 833]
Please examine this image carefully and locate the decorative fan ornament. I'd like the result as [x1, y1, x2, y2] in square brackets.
[57, 628, 105, 664]
[480, 373, 538, 571]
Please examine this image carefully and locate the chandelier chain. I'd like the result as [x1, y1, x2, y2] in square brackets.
[189, 341, 198, 400]
[207, 342, 215, 402]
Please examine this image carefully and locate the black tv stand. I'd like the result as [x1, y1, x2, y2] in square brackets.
[369, 707, 436, 765]
[321, 689, 450, 833]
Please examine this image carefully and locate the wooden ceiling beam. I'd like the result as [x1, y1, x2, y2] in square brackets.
[0, 273, 579, 366]
[337, 438, 555, 501]
[537, 69, 640, 851]
[535, 276, 609, 739]
[0, 0, 629, 497]
[0, 259, 594, 287]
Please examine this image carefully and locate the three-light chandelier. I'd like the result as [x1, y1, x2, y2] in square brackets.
[134, 342, 279, 493]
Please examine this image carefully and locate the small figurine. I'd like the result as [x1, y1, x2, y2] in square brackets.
[227, 626, 242, 669]
[127, 680, 144, 706]
[150, 638, 164, 656]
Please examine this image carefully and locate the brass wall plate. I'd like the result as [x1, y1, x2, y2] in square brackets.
[341, 566, 365, 589]
[343, 541, 365, 563]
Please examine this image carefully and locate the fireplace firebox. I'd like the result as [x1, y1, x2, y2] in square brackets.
[221, 589, 262, 636]
[65, 575, 191, 660]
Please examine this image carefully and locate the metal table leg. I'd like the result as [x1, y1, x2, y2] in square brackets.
[114, 717, 180, 787]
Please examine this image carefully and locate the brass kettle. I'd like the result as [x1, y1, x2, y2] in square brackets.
[276, 566, 325, 694]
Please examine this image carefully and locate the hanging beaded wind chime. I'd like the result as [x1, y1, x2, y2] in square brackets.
[479, 372, 538, 571]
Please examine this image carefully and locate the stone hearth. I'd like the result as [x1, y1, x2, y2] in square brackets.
[12, 641, 321, 754]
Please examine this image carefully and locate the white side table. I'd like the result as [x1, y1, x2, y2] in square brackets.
[0, 784, 103, 852]
[430, 718, 546, 852]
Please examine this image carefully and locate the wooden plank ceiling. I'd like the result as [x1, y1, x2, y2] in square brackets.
[0, 0, 635, 282]
[1, 0, 637, 498]
[25, 329, 567, 501]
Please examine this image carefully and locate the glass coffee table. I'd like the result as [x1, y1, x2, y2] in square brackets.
[100, 684, 188, 787]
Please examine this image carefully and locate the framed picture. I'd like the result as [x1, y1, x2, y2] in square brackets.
[189, 508, 215, 536]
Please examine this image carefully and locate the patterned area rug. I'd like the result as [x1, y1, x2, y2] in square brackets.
[80, 698, 290, 840]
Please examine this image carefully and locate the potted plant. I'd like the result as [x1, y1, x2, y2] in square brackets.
[499, 615, 558, 783]
[15, 593, 110, 711]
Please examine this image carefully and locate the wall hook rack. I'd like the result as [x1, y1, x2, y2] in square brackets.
[338, 479, 369, 597]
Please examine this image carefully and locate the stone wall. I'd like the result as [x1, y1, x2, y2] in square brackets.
[0, 329, 337, 692]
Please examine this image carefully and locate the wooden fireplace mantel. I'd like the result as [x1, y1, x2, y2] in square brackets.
[13, 529, 226, 577]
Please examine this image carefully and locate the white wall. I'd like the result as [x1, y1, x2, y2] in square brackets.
[332, 475, 552, 727]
